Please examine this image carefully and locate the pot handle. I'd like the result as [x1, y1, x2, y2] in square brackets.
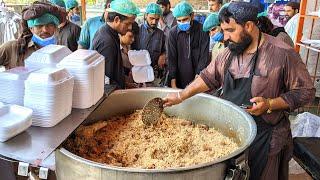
[225, 150, 250, 180]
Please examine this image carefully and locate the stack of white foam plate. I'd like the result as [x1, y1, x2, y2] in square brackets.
[24, 68, 74, 127]
[128, 50, 154, 83]
[25, 45, 72, 69]
[57, 49, 105, 109]
[0, 103, 33, 142]
[0, 67, 38, 105]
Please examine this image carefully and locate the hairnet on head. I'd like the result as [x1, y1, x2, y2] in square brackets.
[218, 2, 230, 14]
[146, 3, 162, 15]
[172, 1, 193, 18]
[107, 0, 140, 17]
[27, 13, 60, 27]
[49, 0, 66, 8]
[65, 0, 79, 11]
[203, 13, 219, 32]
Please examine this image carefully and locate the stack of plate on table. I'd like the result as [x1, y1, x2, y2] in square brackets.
[57, 49, 105, 109]
[0, 102, 33, 142]
[24, 68, 74, 127]
[25, 45, 72, 69]
[128, 50, 154, 83]
[0, 67, 38, 106]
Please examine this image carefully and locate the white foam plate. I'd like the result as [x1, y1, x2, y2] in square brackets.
[25, 45, 72, 69]
[0, 104, 32, 142]
[131, 66, 154, 83]
[128, 50, 152, 66]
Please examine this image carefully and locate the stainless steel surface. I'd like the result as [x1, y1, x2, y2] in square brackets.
[0, 105, 102, 169]
[56, 88, 257, 180]
[141, 97, 164, 125]
[0, 86, 116, 169]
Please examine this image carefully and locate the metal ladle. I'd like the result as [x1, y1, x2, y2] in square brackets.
[141, 97, 164, 125]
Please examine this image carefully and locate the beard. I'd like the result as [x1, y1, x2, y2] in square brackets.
[226, 31, 252, 55]
[163, 9, 170, 16]
[149, 24, 157, 29]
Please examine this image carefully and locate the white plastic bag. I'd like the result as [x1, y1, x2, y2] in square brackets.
[291, 112, 320, 137]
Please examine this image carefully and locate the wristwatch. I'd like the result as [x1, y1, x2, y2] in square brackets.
[266, 98, 272, 114]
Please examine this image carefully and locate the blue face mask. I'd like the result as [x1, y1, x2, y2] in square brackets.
[177, 21, 191, 31]
[211, 32, 224, 42]
[71, 14, 80, 23]
[32, 34, 57, 47]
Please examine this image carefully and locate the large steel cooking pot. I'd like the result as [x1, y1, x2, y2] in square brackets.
[56, 88, 257, 180]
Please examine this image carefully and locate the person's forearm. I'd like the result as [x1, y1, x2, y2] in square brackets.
[268, 97, 290, 111]
[179, 77, 210, 101]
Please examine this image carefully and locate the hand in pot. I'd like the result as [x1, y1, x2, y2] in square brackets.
[163, 92, 183, 107]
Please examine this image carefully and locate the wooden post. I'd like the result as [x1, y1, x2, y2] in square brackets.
[294, 0, 307, 52]
[81, 0, 86, 22]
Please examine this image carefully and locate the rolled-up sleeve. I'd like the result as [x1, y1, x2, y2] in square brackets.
[280, 49, 315, 110]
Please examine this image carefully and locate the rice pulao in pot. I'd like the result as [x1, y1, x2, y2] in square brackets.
[56, 88, 257, 180]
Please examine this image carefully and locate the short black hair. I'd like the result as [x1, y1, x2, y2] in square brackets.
[107, 12, 128, 22]
[286, 2, 300, 11]
[219, 2, 258, 26]
[257, 16, 273, 34]
[208, 0, 223, 4]
[131, 21, 139, 36]
[156, 0, 170, 6]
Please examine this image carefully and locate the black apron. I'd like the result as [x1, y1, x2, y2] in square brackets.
[222, 33, 273, 180]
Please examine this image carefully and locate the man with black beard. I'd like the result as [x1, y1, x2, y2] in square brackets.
[156, 0, 177, 38]
[138, 3, 166, 86]
[163, 2, 315, 180]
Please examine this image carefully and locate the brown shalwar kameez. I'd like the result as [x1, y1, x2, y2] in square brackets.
[200, 34, 315, 180]
[0, 40, 39, 69]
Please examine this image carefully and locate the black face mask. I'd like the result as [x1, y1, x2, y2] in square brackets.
[226, 31, 252, 55]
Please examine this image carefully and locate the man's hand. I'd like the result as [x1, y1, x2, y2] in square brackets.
[246, 97, 269, 116]
[163, 92, 182, 107]
[158, 54, 166, 69]
[164, 77, 210, 107]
